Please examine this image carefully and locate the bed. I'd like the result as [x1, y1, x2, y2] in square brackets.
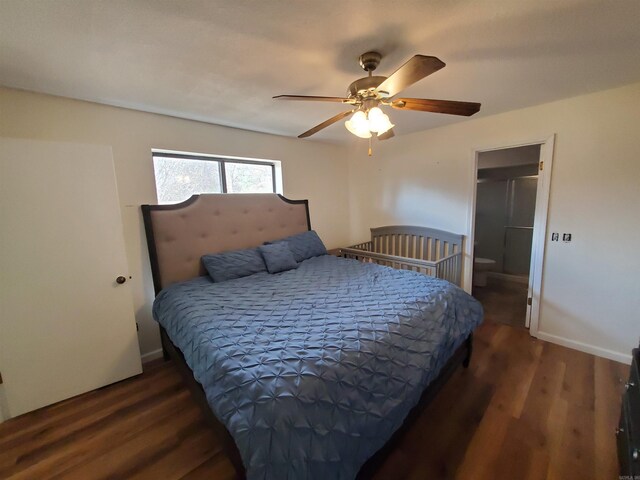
[142, 193, 483, 480]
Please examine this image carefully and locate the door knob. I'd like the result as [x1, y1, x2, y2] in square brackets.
[116, 276, 127, 284]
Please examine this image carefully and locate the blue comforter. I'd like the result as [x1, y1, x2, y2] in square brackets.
[153, 255, 483, 479]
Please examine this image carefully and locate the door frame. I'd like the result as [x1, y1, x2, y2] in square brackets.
[465, 134, 555, 336]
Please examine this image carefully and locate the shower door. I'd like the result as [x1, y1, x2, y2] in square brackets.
[503, 176, 537, 276]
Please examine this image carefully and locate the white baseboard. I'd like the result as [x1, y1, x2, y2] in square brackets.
[140, 348, 164, 364]
[535, 331, 631, 365]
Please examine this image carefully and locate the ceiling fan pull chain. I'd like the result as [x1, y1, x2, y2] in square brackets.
[368, 137, 372, 157]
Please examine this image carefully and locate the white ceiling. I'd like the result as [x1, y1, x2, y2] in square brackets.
[1, 0, 640, 143]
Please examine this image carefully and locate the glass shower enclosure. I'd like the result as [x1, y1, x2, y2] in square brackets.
[475, 174, 538, 278]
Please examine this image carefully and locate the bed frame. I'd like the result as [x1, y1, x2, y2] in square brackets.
[342, 226, 464, 287]
[142, 193, 473, 479]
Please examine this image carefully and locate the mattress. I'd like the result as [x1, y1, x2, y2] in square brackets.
[153, 254, 483, 479]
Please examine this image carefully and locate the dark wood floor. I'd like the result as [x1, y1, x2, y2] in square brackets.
[473, 276, 529, 329]
[0, 322, 627, 479]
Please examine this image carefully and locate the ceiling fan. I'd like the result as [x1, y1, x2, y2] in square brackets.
[274, 51, 481, 150]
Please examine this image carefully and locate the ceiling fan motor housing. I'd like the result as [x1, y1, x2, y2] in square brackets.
[349, 52, 388, 99]
[347, 76, 387, 98]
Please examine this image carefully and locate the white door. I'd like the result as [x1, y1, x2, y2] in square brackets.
[0, 138, 142, 419]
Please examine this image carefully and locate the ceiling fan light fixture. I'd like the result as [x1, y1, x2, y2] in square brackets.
[345, 111, 372, 138]
[366, 107, 384, 132]
[367, 107, 394, 134]
[376, 120, 395, 136]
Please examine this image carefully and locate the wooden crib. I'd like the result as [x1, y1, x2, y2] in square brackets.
[340, 225, 464, 286]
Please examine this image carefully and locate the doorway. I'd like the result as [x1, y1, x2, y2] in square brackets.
[472, 145, 539, 328]
[467, 135, 555, 335]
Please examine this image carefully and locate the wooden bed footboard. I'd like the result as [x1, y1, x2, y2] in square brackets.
[160, 327, 474, 480]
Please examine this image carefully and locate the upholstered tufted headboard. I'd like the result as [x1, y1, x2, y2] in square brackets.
[142, 194, 310, 294]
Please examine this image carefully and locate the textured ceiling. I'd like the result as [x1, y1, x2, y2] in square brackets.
[1, 0, 640, 143]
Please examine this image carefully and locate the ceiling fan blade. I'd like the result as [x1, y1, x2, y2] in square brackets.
[377, 128, 395, 141]
[298, 110, 354, 138]
[274, 95, 350, 103]
[375, 55, 446, 98]
[391, 98, 481, 116]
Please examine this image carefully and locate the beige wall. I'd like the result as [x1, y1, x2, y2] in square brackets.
[347, 82, 640, 363]
[3, 82, 639, 365]
[0, 87, 351, 359]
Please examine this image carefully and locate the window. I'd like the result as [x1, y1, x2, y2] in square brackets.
[152, 151, 278, 204]
[225, 162, 274, 193]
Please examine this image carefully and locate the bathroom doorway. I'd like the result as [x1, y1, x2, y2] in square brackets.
[470, 140, 553, 331]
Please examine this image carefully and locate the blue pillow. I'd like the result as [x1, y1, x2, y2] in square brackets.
[202, 247, 266, 282]
[258, 243, 298, 274]
[268, 230, 327, 263]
